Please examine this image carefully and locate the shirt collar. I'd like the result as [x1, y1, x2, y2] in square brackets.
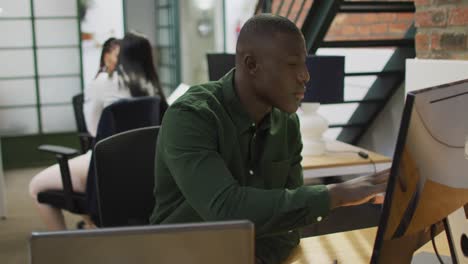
[221, 68, 271, 134]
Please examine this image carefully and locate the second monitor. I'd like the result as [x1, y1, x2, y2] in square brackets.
[206, 53, 344, 104]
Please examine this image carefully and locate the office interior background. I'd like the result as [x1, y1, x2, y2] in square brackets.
[0, 0, 467, 262]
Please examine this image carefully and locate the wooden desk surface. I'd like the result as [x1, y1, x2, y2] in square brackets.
[284, 227, 451, 264]
[302, 140, 391, 170]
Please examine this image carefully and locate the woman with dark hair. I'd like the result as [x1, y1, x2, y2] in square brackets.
[116, 31, 168, 117]
[95, 37, 120, 78]
[29, 33, 167, 230]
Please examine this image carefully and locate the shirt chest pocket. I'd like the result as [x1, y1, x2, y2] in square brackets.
[261, 159, 290, 189]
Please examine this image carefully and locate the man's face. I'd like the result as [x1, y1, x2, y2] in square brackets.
[254, 33, 310, 113]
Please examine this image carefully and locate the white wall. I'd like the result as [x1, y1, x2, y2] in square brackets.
[179, 0, 224, 85]
[177, 0, 257, 85]
[359, 59, 468, 158]
[224, 1, 256, 53]
[81, 0, 124, 86]
[405, 59, 468, 93]
[359, 84, 405, 158]
[123, 0, 156, 45]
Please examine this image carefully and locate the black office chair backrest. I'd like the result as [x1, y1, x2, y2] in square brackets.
[86, 96, 162, 225]
[72, 93, 87, 133]
[94, 126, 159, 227]
[206, 53, 235, 81]
[72, 93, 92, 153]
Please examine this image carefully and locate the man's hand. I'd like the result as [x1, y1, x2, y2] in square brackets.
[326, 169, 390, 209]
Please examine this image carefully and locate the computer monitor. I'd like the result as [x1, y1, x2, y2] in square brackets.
[371, 79, 468, 263]
[206, 53, 344, 104]
[206, 53, 235, 81]
[29, 220, 254, 264]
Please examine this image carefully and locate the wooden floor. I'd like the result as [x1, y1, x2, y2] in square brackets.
[0, 167, 81, 264]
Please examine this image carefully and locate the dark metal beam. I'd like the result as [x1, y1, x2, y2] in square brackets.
[338, 25, 417, 144]
[285, 0, 297, 17]
[345, 70, 404, 77]
[339, 1, 415, 13]
[301, 0, 343, 54]
[322, 39, 415, 48]
[293, 0, 308, 23]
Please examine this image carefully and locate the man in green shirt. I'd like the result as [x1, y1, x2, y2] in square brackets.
[150, 14, 388, 263]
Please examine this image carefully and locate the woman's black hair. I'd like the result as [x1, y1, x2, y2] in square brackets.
[95, 37, 119, 78]
[117, 31, 167, 108]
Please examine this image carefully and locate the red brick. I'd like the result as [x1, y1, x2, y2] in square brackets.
[396, 13, 415, 23]
[416, 32, 430, 51]
[358, 25, 372, 36]
[370, 24, 388, 34]
[389, 23, 410, 34]
[415, 8, 448, 27]
[448, 6, 468, 26]
[434, 0, 461, 5]
[449, 52, 468, 60]
[428, 51, 450, 59]
[379, 13, 397, 23]
[431, 33, 441, 50]
[326, 26, 342, 37]
[416, 51, 431, 59]
[362, 14, 380, 23]
[272, 0, 280, 14]
[343, 15, 362, 25]
[333, 14, 347, 26]
[440, 32, 467, 51]
[342, 25, 357, 35]
[289, 11, 299, 21]
[414, 0, 430, 6]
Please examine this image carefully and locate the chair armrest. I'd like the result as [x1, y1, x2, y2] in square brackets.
[78, 132, 93, 140]
[38, 144, 79, 157]
[38, 144, 79, 209]
[77, 133, 94, 154]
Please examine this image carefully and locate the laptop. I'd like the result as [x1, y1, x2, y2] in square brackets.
[29, 220, 254, 264]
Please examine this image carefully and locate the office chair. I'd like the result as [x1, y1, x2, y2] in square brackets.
[37, 96, 162, 221]
[94, 126, 159, 227]
[72, 93, 93, 154]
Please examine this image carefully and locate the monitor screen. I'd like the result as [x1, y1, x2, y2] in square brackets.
[206, 53, 344, 104]
[371, 79, 468, 263]
[29, 220, 254, 264]
[206, 53, 236, 81]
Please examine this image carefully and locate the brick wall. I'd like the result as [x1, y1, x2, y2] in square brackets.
[267, 0, 468, 59]
[414, 0, 468, 59]
[269, 0, 414, 41]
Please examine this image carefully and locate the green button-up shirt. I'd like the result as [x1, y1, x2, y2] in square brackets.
[150, 69, 330, 263]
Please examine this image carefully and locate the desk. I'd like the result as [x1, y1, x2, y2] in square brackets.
[285, 227, 450, 263]
[302, 140, 392, 185]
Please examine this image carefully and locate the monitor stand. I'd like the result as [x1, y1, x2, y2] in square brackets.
[444, 205, 468, 264]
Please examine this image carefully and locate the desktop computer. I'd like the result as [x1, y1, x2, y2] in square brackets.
[371, 79, 468, 263]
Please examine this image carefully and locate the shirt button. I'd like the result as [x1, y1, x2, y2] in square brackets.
[317, 216, 322, 222]
[249, 170, 254, 175]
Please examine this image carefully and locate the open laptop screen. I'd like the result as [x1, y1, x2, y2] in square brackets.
[29, 220, 254, 264]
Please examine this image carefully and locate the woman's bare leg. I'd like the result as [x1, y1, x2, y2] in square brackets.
[29, 152, 91, 230]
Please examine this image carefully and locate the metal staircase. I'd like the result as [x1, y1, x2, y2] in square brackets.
[262, 0, 416, 145]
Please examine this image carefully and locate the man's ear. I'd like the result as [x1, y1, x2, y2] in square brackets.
[244, 54, 258, 75]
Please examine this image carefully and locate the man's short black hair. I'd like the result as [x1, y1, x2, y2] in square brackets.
[237, 14, 302, 47]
